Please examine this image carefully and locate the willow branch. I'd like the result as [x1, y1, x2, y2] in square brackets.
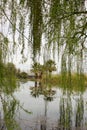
[0, 8, 32, 45]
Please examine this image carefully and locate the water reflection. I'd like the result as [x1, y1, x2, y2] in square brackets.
[30, 82, 56, 130]
[0, 79, 87, 130]
[75, 95, 84, 128]
[58, 94, 72, 130]
[30, 85, 56, 101]
[28, 80, 87, 130]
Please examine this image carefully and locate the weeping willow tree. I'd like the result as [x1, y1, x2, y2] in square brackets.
[0, 33, 19, 129]
[0, 32, 17, 91]
[46, 0, 87, 74]
[0, 0, 43, 61]
[0, 0, 87, 70]
[0, 2, 87, 129]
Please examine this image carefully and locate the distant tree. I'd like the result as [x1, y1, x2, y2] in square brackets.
[44, 60, 56, 77]
[19, 71, 28, 79]
[31, 62, 44, 79]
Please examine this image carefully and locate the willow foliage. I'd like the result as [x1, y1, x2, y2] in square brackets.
[0, 0, 87, 68]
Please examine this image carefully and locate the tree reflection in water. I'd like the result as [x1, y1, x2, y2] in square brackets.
[58, 94, 85, 130]
[75, 95, 84, 128]
[30, 81, 56, 130]
[30, 81, 56, 100]
[0, 77, 86, 130]
[58, 93, 72, 130]
[30, 79, 86, 130]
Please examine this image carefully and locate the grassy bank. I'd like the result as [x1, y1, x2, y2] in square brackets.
[17, 71, 87, 91]
[42, 73, 87, 91]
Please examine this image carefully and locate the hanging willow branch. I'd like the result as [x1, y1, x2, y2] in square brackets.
[0, 7, 31, 44]
[0, 0, 87, 66]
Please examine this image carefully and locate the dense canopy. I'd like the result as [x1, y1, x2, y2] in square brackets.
[0, 0, 87, 73]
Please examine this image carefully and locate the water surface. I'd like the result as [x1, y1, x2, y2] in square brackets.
[12, 81, 87, 130]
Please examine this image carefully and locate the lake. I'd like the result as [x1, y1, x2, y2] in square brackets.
[6, 81, 87, 130]
[0, 80, 87, 130]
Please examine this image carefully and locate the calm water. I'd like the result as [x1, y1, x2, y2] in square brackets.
[13, 81, 87, 130]
[1, 80, 87, 130]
